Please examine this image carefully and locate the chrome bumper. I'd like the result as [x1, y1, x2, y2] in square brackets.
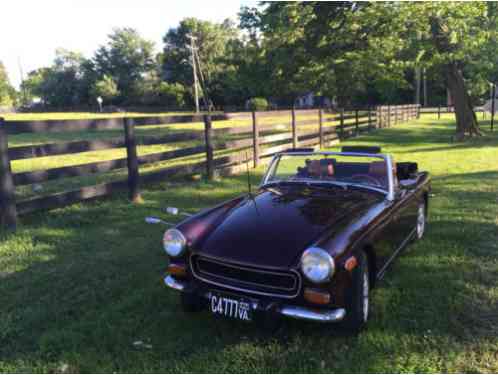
[163, 275, 346, 323]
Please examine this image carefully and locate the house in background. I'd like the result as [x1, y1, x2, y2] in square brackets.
[294, 92, 333, 108]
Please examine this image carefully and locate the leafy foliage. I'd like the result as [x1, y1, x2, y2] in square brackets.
[15, 3, 498, 119]
[91, 75, 119, 103]
[0, 61, 15, 106]
[94, 28, 156, 104]
[247, 97, 268, 111]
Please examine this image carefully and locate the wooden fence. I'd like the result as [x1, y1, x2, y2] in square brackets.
[0, 104, 419, 230]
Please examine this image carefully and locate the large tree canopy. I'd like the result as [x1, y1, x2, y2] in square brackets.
[0, 61, 16, 107]
[15, 2, 498, 138]
[21, 49, 94, 108]
[161, 18, 241, 106]
[94, 28, 156, 103]
[240, 1, 497, 137]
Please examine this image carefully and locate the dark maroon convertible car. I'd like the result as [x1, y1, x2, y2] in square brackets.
[154, 147, 430, 332]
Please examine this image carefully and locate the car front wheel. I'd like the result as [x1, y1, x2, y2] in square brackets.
[341, 251, 369, 333]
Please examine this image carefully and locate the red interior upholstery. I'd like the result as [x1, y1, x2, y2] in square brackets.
[307, 160, 335, 178]
[307, 160, 321, 177]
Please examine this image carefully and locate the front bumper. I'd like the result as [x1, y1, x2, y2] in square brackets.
[164, 275, 346, 323]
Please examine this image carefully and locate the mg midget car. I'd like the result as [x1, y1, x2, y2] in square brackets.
[157, 146, 430, 332]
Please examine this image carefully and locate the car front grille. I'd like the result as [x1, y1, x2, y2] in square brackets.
[190, 255, 301, 298]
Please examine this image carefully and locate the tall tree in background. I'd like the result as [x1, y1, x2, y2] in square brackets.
[244, 2, 497, 138]
[161, 18, 239, 106]
[94, 28, 155, 103]
[239, 3, 407, 106]
[0, 61, 16, 106]
[21, 49, 94, 107]
[399, 2, 497, 139]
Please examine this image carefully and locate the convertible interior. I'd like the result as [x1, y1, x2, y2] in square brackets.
[296, 158, 419, 189]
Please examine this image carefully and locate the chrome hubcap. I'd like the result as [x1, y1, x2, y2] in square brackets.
[417, 204, 425, 239]
[362, 270, 369, 322]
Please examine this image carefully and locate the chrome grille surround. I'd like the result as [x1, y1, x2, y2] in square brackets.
[190, 254, 302, 299]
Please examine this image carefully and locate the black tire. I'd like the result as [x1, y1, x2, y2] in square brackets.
[180, 292, 205, 313]
[340, 251, 370, 333]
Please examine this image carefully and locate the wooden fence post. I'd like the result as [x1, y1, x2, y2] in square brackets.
[291, 107, 298, 148]
[123, 117, 141, 203]
[203, 114, 214, 180]
[252, 111, 260, 168]
[318, 108, 324, 149]
[355, 109, 359, 135]
[340, 108, 345, 138]
[0, 118, 17, 231]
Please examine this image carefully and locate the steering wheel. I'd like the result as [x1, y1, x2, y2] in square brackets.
[350, 174, 382, 187]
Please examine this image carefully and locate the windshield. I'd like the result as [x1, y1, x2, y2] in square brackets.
[263, 153, 391, 191]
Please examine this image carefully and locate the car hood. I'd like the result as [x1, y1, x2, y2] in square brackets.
[196, 185, 380, 268]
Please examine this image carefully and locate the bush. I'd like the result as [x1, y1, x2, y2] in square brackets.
[157, 82, 186, 108]
[91, 75, 119, 102]
[247, 97, 268, 111]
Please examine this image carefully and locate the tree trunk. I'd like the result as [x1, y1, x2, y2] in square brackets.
[445, 63, 482, 140]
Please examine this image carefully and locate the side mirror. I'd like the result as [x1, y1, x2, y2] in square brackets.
[166, 207, 179, 215]
[145, 217, 162, 224]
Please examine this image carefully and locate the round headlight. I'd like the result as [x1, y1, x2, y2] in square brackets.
[163, 229, 186, 257]
[300, 247, 335, 283]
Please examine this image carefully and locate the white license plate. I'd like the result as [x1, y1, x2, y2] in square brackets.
[209, 293, 253, 321]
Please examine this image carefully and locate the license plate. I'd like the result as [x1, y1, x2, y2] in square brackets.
[209, 292, 253, 321]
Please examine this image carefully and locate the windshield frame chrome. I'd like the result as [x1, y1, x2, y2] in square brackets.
[260, 151, 395, 201]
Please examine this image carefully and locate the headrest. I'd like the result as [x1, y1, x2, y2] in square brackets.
[307, 160, 321, 177]
[320, 159, 335, 177]
[396, 162, 418, 179]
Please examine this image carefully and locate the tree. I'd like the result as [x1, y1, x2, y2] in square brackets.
[91, 75, 119, 102]
[0, 61, 15, 107]
[161, 18, 240, 106]
[243, 2, 497, 138]
[397, 2, 497, 139]
[94, 28, 155, 103]
[239, 3, 404, 106]
[21, 49, 95, 108]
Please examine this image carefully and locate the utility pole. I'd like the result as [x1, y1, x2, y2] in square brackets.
[415, 66, 421, 105]
[18, 57, 27, 106]
[187, 34, 199, 113]
[423, 68, 428, 107]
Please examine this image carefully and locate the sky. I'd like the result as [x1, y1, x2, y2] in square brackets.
[0, 0, 257, 88]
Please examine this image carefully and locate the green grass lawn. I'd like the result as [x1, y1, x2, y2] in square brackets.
[1, 114, 497, 373]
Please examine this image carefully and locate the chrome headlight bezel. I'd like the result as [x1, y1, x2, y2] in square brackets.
[300, 247, 335, 283]
[162, 228, 187, 257]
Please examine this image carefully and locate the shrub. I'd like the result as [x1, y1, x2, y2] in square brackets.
[247, 97, 268, 111]
[91, 75, 119, 102]
[157, 82, 186, 108]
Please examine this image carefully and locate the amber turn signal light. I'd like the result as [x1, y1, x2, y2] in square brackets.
[344, 256, 358, 271]
[167, 263, 187, 277]
[304, 288, 331, 305]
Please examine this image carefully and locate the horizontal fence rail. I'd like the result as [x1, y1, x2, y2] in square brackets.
[0, 104, 419, 229]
